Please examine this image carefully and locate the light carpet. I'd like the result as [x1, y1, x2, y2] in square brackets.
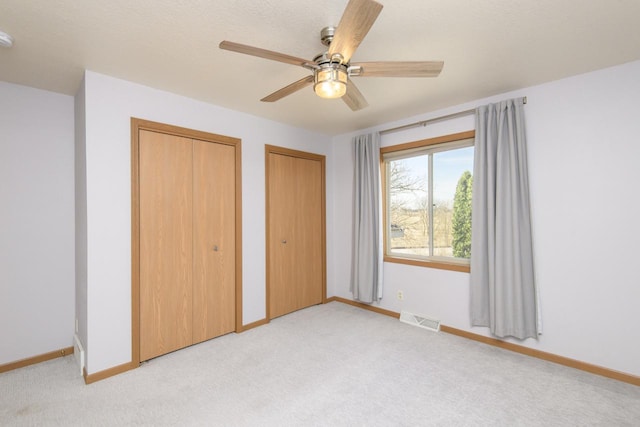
[1, 301, 639, 426]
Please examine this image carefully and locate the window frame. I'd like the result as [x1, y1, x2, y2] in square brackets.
[380, 130, 475, 273]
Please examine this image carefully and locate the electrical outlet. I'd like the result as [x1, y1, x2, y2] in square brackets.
[397, 290, 404, 300]
[75, 318, 79, 333]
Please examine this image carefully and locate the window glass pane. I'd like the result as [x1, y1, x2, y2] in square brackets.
[432, 146, 474, 258]
[383, 134, 474, 266]
[388, 155, 429, 257]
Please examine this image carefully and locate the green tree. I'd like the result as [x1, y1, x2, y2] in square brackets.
[452, 171, 473, 258]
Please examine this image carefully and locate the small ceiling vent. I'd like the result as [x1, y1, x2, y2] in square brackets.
[400, 310, 440, 332]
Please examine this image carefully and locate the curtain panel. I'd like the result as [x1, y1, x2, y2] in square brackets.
[470, 98, 539, 339]
[351, 133, 383, 303]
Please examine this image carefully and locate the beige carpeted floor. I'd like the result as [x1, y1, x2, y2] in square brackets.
[1, 301, 639, 426]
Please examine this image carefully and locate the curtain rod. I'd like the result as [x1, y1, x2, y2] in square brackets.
[379, 96, 527, 136]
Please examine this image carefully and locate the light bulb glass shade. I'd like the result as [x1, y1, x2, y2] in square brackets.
[314, 66, 347, 99]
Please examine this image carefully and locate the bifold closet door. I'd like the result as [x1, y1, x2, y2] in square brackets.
[139, 131, 236, 361]
[192, 140, 236, 343]
[268, 151, 323, 319]
[139, 130, 193, 361]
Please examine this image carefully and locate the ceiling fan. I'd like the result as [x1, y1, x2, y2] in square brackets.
[219, 0, 443, 111]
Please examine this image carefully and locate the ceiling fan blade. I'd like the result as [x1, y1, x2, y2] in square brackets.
[328, 0, 383, 64]
[350, 61, 444, 77]
[219, 41, 312, 67]
[342, 79, 368, 111]
[261, 75, 315, 102]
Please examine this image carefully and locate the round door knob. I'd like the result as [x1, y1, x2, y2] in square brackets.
[282, 240, 287, 244]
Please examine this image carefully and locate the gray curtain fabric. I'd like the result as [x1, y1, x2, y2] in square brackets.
[470, 98, 539, 339]
[351, 133, 383, 303]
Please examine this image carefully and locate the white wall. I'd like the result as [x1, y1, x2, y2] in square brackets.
[330, 60, 640, 377]
[5, 60, 637, 378]
[0, 82, 75, 365]
[80, 71, 333, 374]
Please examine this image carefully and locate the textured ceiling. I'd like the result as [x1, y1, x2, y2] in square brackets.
[1, 0, 640, 135]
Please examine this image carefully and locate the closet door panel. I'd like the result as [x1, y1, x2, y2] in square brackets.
[268, 153, 298, 318]
[192, 140, 236, 343]
[294, 157, 323, 309]
[139, 130, 193, 361]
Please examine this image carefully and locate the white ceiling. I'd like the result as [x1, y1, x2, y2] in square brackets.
[1, 0, 639, 136]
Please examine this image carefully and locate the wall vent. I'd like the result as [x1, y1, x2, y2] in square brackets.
[399, 310, 440, 332]
[73, 334, 85, 376]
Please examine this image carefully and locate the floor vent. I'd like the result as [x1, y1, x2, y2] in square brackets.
[73, 334, 85, 376]
[400, 310, 440, 332]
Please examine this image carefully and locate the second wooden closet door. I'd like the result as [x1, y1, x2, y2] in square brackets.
[268, 150, 324, 319]
[139, 130, 235, 361]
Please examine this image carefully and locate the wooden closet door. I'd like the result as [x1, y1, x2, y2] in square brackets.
[268, 151, 324, 319]
[139, 130, 193, 361]
[192, 140, 236, 343]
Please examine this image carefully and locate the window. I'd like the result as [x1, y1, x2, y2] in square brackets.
[382, 131, 474, 271]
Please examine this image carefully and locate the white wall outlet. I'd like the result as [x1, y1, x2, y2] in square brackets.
[397, 290, 404, 300]
[75, 318, 79, 333]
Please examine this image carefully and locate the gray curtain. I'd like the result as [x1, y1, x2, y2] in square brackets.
[470, 98, 539, 339]
[351, 133, 383, 303]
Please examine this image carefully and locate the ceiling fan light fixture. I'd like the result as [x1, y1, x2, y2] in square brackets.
[314, 64, 347, 99]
